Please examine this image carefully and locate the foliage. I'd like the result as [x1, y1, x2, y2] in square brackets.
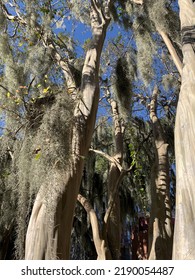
[0, 0, 76, 259]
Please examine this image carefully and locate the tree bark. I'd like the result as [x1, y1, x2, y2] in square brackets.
[173, 0, 195, 260]
[25, 1, 111, 260]
[106, 100, 124, 259]
[148, 87, 173, 260]
[77, 194, 112, 260]
[80, 98, 127, 259]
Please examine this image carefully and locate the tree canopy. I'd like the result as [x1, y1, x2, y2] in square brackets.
[0, 0, 193, 260]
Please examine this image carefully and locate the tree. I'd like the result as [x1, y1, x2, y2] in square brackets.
[25, 0, 112, 260]
[116, 0, 179, 259]
[77, 83, 132, 259]
[148, 86, 173, 260]
[0, 0, 189, 261]
[0, 0, 112, 260]
[173, 0, 195, 260]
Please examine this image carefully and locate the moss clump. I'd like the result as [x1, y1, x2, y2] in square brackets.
[11, 91, 74, 259]
[114, 56, 133, 120]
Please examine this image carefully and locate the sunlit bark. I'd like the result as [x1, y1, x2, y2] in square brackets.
[156, 28, 182, 75]
[173, 0, 195, 260]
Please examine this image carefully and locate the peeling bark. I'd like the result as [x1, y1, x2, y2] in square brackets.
[173, 0, 195, 260]
[148, 87, 173, 260]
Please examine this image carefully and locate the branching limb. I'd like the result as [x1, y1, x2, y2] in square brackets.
[77, 194, 102, 257]
[130, 0, 182, 74]
[157, 28, 182, 75]
[54, 52, 77, 96]
[0, 1, 26, 25]
[89, 148, 123, 172]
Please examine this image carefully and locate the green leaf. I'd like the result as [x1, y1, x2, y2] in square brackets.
[35, 152, 41, 160]
[43, 86, 50, 94]
[15, 97, 21, 105]
[18, 42, 24, 47]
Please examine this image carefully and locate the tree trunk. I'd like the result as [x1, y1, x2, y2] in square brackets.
[77, 194, 112, 260]
[107, 100, 124, 259]
[148, 87, 173, 260]
[78, 98, 126, 259]
[107, 164, 121, 259]
[173, 0, 195, 260]
[25, 1, 111, 260]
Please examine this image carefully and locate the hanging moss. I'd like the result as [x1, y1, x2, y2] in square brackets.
[162, 74, 177, 91]
[134, 24, 156, 84]
[0, 136, 19, 257]
[69, 0, 91, 25]
[0, 9, 6, 27]
[146, 0, 180, 39]
[110, 2, 119, 21]
[4, 90, 75, 259]
[114, 56, 133, 120]
[146, 0, 168, 31]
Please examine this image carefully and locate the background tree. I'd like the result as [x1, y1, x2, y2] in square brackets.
[25, 0, 112, 260]
[111, 0, 179, 259]
[148, 86, 173, 260]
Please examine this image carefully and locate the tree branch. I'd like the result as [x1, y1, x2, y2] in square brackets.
[77, 194, 102, 257]
[89, 148, 123, 172]
[149, 86, 166, 147]
[51, 46, 77, 97]
[0, 1, 26, 25]
[130, 0, 182, 75]
[103, 170, 126, 227]
[157, 28, 182, 75]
